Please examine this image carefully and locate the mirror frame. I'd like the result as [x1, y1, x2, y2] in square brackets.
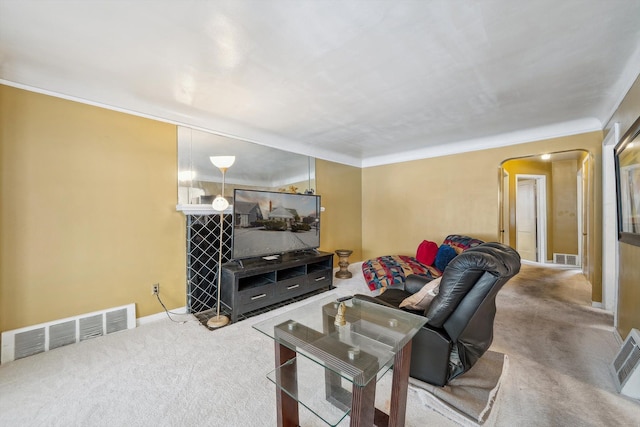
[615, 115, 640, 247]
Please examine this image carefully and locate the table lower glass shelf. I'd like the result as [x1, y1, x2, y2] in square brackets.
[266, 356, 392, 426]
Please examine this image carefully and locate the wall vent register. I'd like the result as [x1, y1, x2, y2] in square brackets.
[611, 328, 640, 399]
[553, 253, 580, 266]
[1, 304, 135, 363]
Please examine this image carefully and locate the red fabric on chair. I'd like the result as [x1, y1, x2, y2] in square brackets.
[416, 240, 439, 266]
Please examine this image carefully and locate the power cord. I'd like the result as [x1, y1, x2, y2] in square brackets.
[155, 293, 193, 324]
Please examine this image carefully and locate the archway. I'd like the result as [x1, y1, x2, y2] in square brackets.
[499, 150, 593, 274]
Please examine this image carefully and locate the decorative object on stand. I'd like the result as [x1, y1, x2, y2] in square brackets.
[277, 185, 299, 193]
[334, 302, 347, 326]
[334, 249, 353, 279]
[207, 155, 235, 329]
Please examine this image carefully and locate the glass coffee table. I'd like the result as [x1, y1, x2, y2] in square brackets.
[253, 294, 427, 426]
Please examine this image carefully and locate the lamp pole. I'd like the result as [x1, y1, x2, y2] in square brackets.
[207, 156, 235, 329]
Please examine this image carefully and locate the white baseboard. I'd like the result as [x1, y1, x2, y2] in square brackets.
[613, 328, 623, 345]
[137, 306, 189, 326]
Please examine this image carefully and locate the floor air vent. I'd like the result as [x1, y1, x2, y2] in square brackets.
[553, 253, 580, 266]
[611, 329, 640, 399]
[1, 304, 135, 364]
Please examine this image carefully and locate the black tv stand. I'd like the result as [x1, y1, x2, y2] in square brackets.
[220, 251, 334, 323]
[295, 248, 320, 256]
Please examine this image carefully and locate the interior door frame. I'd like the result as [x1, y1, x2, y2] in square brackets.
[577, 168, 583, 263]
[603, 124, 620, 315]
[501, 169, 510, 245]
[515, 174, 547, 263]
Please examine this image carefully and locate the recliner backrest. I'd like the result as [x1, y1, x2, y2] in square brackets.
[423, 242, 521, 380]
[424, 243, 521, 330]
[444, 270, 499, 342]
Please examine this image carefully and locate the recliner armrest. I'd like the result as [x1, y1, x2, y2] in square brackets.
[353, 293, 453, 386]
[352, 293, 399, 309]
[410, 325, 452, 387]
[405, 274, 431, 294]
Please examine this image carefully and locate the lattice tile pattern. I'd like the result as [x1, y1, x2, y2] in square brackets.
[186, 214, 233, 314]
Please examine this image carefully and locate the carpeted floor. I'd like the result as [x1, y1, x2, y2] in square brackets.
[0, 262, 638, 426]
[487, 263, 640, 426]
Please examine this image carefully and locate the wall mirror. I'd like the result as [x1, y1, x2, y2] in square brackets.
[615, 115, 640, 246]
[177, 126, 315, 210]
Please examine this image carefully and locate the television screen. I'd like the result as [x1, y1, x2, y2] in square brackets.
[232, 189, 321, 260]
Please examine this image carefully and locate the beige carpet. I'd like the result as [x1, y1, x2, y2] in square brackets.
[1, 262, 639, 426]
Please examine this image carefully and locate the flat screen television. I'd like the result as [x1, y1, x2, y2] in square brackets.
[232, 189, 321, 260]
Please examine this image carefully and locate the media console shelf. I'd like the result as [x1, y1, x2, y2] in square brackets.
[220, 251, 334, 323]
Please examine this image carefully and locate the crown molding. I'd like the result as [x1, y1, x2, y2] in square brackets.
[0, 79, 362, 168]
[361, 118, 602, 168]
[2, 79, 602, 170]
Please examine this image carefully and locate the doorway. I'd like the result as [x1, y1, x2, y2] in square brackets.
[499, 150, 590, 268]
[515, 175, 547, 262]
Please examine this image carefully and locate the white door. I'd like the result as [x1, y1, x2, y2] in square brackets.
[517, 179, 538, 261]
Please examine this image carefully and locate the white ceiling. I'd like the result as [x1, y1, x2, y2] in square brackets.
[1, 0, 639, 167]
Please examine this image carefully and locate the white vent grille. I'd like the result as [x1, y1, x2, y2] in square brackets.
[553, 253, 580, 266]
[50, 320, 75, 350]
[611, 329, 640, 399]
[1, 304, 135, 364]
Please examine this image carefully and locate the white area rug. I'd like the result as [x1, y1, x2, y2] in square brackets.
[410, 351, 507, 426]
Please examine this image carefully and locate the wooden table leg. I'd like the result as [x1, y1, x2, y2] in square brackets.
[275, 342, 298, 427]
[350, 376, 376, 426]
[388, 340, 412, 427]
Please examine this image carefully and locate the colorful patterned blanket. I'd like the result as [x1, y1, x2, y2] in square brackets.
[361, 234, 484, 291]
[361, 255, 438, 291]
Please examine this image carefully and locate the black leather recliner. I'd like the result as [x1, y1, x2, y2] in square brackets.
[353, 242, 521, 386]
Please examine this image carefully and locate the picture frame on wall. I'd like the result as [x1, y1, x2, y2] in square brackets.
[615, 115, 640, 246]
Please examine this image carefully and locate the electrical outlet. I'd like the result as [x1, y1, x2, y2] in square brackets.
[152, 283, 159, 295]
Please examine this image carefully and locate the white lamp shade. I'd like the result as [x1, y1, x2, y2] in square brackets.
[178, 170, 196, 181]
[210, 156, 236, 169]
[212, 195, 230, 211]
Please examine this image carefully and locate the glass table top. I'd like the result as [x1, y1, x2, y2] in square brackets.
[253, 294, 428, 387]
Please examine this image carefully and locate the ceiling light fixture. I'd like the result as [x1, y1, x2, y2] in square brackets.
[541, 154, 551, 160]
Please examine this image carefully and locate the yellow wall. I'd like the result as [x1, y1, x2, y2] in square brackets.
[0, 84, 363, 335]
[0, 85, 186, 332]
[0, 82, 610, 336]
[618, 244, 640, 336]
[362, 131, 603, 298]
[316, 160, 363, 265]
[605, 74, 640, 339]
[362, 154, 498, 257]
[552, 159, 579, 255]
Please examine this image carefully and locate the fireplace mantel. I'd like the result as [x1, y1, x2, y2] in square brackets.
[176, 204, 232, 216]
